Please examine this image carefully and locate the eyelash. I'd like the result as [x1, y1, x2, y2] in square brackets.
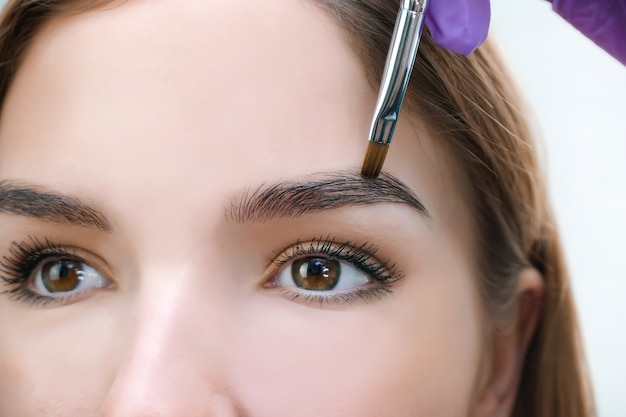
[0, 236, 86, 306]
[0, 235, 403, 308]
[267, 235, 403, 305]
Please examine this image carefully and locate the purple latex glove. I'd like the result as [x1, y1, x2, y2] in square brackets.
[424, 0, 491, 55]
[550, 0, 626, 65]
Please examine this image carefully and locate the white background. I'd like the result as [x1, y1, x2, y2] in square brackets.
[491, 1, 626, 416]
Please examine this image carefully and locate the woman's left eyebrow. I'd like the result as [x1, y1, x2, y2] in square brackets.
[0, 180, 112, 232]
[225, 170, 430, 224]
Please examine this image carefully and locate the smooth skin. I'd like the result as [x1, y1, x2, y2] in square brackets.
[0, 0, 543, 416]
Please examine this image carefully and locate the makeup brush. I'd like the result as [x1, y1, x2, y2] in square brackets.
[361, 0, 428, 178]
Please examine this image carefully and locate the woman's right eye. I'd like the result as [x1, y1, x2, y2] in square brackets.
[30, 257, 112, 300]
[0, 237, 115, 306]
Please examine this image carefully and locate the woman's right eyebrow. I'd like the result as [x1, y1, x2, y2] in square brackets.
[225, 170, 430, 224]
[0, 180, 112, 232]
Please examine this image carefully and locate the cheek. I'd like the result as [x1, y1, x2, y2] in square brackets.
[226, 274, 483, 417]
[0, 267, 482, 417]
[0, 301, 121, 417]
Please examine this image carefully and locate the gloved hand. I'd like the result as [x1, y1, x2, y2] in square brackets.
[425, 0, 626, 65]
[424, 0, 491, 55]
[550, 0, 626, 65]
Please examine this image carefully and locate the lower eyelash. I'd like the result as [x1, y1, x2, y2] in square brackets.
[279, 286, 394, 307]
[2, 286, 79, 308]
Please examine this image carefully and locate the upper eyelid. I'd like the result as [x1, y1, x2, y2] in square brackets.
[0, 238, 74, 282]
[267, 237, 401, 281]
[270, 239, 374, 264]
[0, 238, 116, 285]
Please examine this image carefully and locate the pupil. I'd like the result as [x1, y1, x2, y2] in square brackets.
[308, 260, 325, 276]
[292, 257, 340, 291]
[59, 263, 72, 278]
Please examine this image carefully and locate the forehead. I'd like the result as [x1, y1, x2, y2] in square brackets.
[0, 0, 370, 175]
[0, 0, 468, 232]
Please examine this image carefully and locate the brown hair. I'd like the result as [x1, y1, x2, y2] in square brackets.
[0, 1, 594, 416]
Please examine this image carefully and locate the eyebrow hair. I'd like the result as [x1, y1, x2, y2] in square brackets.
[226, 170, 429, 224]
[0, 181, 112, 232]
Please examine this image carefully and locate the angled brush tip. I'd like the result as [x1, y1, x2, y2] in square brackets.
[360, 142, 389, 178]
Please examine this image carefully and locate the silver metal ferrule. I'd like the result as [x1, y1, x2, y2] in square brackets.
[368, 0, 428, 145]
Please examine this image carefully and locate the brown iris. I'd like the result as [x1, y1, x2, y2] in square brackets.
[41, 259, 83, 293]
[291, 257, 340, 291]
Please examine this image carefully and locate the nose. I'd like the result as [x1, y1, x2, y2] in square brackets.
[101, 271, 242, 417]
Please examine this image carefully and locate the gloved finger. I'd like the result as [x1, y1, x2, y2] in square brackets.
[424, 0, 491, 55]
[550, 0, 626, 65]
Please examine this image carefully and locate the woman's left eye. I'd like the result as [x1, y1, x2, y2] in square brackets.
[32, 257, 110, 299]
[274, 256, 370, 292]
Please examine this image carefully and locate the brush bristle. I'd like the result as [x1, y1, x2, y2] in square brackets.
[361, 142, 389, 178]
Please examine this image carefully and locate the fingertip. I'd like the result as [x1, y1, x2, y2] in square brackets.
[424, 0, 491, 55]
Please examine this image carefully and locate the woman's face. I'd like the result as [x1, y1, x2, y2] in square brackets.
[0, 0, 486, 415]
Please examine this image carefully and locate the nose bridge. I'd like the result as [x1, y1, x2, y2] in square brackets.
[102, 264, 240, 417]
